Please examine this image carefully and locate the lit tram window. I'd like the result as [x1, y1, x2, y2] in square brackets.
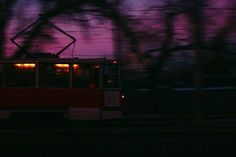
[73, 64, 79, 69]
[54, 64, 70, 74]
[14, 63, 36, 68]
[54, 64, 69, 68]
[39, 63, 70, 87]
[5, 63, 36, 87]
[72, 64, 99, 88]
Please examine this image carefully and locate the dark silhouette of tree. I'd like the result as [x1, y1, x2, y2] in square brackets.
[125, 0, 236, 114]
[10, 0, 139, 59]
[207, 2, 236, 66]
[0, 0, 16, 58]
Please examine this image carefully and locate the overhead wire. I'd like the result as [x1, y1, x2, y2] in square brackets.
[3, 5, 236, 46]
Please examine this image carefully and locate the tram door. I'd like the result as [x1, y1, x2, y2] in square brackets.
[102, 62, 122, 119]
[67, 63, 102, 120]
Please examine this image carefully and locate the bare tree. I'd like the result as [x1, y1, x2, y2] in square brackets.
[10, 0, 139, 59]
[0, 0, 16, 58]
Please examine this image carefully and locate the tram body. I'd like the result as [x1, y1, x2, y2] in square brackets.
[0, 58, 124, 120]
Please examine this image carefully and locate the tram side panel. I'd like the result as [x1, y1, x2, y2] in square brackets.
[69, 88, 102, 108]
[67, 88, 103, 120]
[0, 88, 69, 109]
[30, 88, 69, 108]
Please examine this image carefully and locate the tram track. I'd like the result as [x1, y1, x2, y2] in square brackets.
[1, 115, 236, 157]
[1, 115, 236, 137]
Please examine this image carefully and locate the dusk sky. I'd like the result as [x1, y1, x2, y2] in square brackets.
[4, 0, 234, 58]
[5, 0, 154, 58]
[6, 0, 113, 58]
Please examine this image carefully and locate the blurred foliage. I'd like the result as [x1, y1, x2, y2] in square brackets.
[120, 0, 236, 90]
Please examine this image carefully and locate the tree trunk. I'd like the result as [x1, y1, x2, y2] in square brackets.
[190, 0, 205, 128]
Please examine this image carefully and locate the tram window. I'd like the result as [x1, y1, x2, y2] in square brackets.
[5, 63, 36, 87]
[39, 63, 70, 87]
[103, 64, 120, 88]
[0, 64, 3, 87]
[72, 64, 99, 88]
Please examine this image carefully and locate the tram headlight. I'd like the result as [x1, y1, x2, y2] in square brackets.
[94, 65, 100, 69]
[112, 60, 118, 64]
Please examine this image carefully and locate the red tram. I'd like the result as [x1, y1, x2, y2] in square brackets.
[0, 58, 124, 120]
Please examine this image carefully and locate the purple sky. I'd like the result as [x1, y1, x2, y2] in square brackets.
[6, 14, 114, 58]
[5, 0, 234, 58]
[6, 0, 152, 58]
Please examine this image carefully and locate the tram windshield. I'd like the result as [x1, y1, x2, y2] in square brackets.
[103, 62, 120, 88]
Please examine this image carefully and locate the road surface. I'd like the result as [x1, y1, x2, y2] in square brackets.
[0, 113, 236, 157]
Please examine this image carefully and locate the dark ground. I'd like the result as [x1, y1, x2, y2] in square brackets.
[1, 112, 236, 157]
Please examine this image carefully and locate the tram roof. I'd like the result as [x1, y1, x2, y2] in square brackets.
[0, 58, 118, 64]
